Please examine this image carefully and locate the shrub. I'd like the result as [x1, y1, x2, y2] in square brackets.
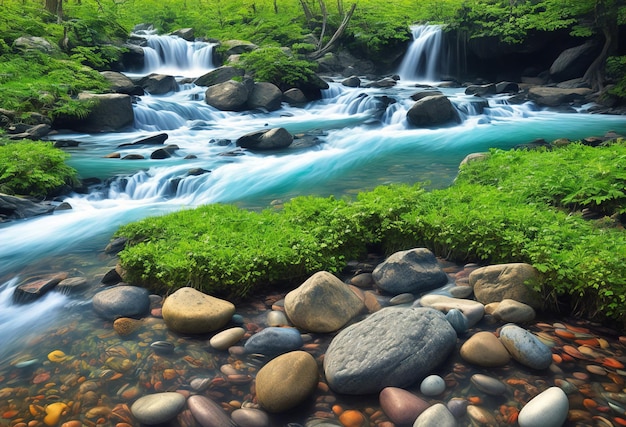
[235, 47, 318, 90]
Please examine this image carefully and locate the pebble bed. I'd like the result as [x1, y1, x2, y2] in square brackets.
[1, 259, 626, 427]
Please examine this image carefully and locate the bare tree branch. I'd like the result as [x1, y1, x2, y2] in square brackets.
[308, 2, 356, 59]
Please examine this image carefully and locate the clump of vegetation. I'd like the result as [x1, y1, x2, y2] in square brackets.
[0, 139, 79, 197]
[115, 141, 626, 326]
[235, 47, 319, 90]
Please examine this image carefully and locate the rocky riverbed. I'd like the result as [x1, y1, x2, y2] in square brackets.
[2, 247, 626, 427]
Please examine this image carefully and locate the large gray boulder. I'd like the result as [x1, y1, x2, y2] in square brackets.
[92, 285, 151, 320]
[100, 71, 143, 95]
[205, 80, 249, 111]
[528, 87, 593, 107]
[469, 263, 542, 309]
[236, 127, 293, 150]
[284, 271, 364, 333]
[55, 93, 134, 133]
[549, 41, 598, 82]
[0, 193, 55, 222]
[194, 66, 245, 87]
[137, 73, 178, 95]
[13, 36, 56, 54]
[406, 95, 458, 127]
[220, 39, 258, 56]
[323, 307, 457, 394]
[372, 248, 448, 295]
[246, 82, 283, 111]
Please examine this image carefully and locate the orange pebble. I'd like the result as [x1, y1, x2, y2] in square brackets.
[555, 329, 576, 339]
[467, 396, 483, 405]
[603, 358, 625, 369]
[575, 338, 600, 347]
[332, 405, 344, 416]
[552, 354, 563, 364]
[615, 417, 626, 426]
[563, 345, 586, 359]
[583, 398, 598, 409]
[561, 353, 574, 362]
[338, 409, 366, 427]
[2, 410, 19, 419]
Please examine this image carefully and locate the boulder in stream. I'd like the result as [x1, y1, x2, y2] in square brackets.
[54, 93, 134, 133]
[406, 95, 459, 127]
[236, 127, 293, 150]
[205, 80, 249, 111]
[13, 272, 68, 304]
[246, 82, 283, 111]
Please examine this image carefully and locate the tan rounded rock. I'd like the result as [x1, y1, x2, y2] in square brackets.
[161, 287, 235, 334]
[460, 331, 511, 367]
[255, 350, 319, 413]
[492, 298, 536, 323]
[469, 263, 542, 308]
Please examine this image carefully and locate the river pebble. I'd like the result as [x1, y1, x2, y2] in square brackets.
[419, 374, 446, 396]
[130, 392, 186, 425]
[230, 408, 270, 427]
[499, 323, 553, 369]
[378, 386, 429, 425]
[243, 326, 303, 356]
[188, 395, 236, 427]
[209, 327, 246, 350]
[413, 403, 457, 427]
[460, 331, 511, 367]
[470, 374, 507, 396]
[517, 386, 569, 427]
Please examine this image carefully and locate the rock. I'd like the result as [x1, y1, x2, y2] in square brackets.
[527, 87, 593, 107]
[390, 293, 415, 305]
[130, 392, 186, 425]
[350, 273, 375, 288]
[7, 123, 51, 140]
[467, 404, 498, 426]
[518, 387, 569, 427]
[470, 263, 542, 309]
[460, 331, 511, 367]
[0, 193, 55, 222]
[499, 323, 553, 370]
[205, 80, 249, 111]
[161, 287, 235, 334]
[342, 76, 361, 87]
[447, 398, 468, 419]
[255, 351, 319, 413]
[243, 326, 303, 356]
[92, 285, 151, 320]
[465, 83, 497, 96]
[56, 277, 88, 294]
[195, 66, 245, 87]
[100, 71, 143, 95]
[267, 310, 289, 327]
[364, 77, 397, 88]
[236, 127, 293, 150]
[119, 133, 169, 148]
[172, 28, 194, 41]
[284, 271, 364, 333]
[418, 294, 485, 327]
[221, 39, 258, 56]
[492, 298, 536, 323]
[406, 95, 458, 127]
[137, 73, 178, 94]
[413, 403, 457, 427]
[187, 395, 237, 427]
[459, 152, 488, 167]
[470, 373, 507, 396]
[411, 90, 443, 101]
[549, 41, 598, 82]
[379, 387, 429, 425]
[282, 88, 308, 105]
[209, 327, 246, 350]
[13, 272, 68, 303]
[230, 408, 269, 427]
[496, 81, 519, 94]
[13, 36, 56, 54]
[324, 307, 456, 394]
[372, 248, 448, 295]
[247, 82, 283, 111]
[445, 308, 468, 335]
[113, 317, 143, 336]
[420, 374, 446, 396]
[54, 93, 134, 133]
[150, 148, 172, 159]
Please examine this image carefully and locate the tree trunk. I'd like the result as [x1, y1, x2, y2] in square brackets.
[308, 3, 356, 59]
[317, 0, 328, 50]
[299, 0, 313, 22]
[583, 0, 618, 91]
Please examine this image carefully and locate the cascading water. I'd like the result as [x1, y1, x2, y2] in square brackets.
[397, 24, 443, 82]
[1, 32, 626, 396]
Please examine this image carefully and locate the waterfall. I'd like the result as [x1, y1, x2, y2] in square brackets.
[397, 24, 443, 82]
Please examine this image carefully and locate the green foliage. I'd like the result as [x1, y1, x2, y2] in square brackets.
[236, 47, 318, 89]
[606, 56, 626, 100]
[0, 139, 78, 197]
[116, 141, 626, 324]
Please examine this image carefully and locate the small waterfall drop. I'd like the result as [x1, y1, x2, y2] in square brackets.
[398, 24, 443, 82]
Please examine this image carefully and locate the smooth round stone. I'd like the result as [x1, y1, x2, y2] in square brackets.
[470, 373, 507, 395]
[92, 285, 150, 320]
[188, 395, 235, 427]
[499, 324, 553, 370]
[419, 294, 485, 327]
[255, 350, 319, 413]
[162, 287, 235, 334]
[460, 331, 511, 367]
[210, 327, 246, 350]
[467, 404, 498, 425]
[446, 398, 468, 418]
[390, 293, 415, 305]
[231, 408, 269, 427]
[130, 392, 186, 425]
[190, 377, 212, 391]
[449, 285, 473, 298]
[492, 298, 536, 323]
[243, 326, 303, 356]
[446, 308, 468, 334]
[231, 314, 245, 325]
[150, 341, 175, 355]
[518, 387, 569, 427]
[267, 310, 289, 327]
[413, 403, 456, 427]
[420, 374, 446, 396]
[379, 386, 429, 425]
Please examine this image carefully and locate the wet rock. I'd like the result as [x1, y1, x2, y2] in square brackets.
[209, 327, 246, 350]
[418, 294, 485, 327]
[161, 287, 235, 334]
[137, 73, 178, 94]
[243, 326, 303, 356]
[187, 395, 237, 427]
[379, 387, 429, 425]
[282, 88, 308, 105]
[205, 80, 249, 111]
[413, 403, 457, 427]
[100, 71, 143, 95]
[267, 310, 289, 327]
[460, 331, 511, 367]
[410, 90, 443, 101]
[469, 263, 542, 309]
[255, 350, 319, 413]
[499, 323, 553, 370]
[372, 248, 448, 295]
[194, 66, 245, 87]
[467, 404, 498, 426]
[56, 277, 88, 294]
[236, 127, 293, 150]
[113, 317, 143, 336]
[246, 82, 283, 111]
[470, 373, 507, 396]
[92, 285, 150, 320]
[527, 87, 593, 107]
[465, 83, 497, 96]
[549, 41, 598, 82]
[491, 298, 536, 323]
[284, 271, 364, 333]
[518, 387, 569, 427]
[230, 408, 270, 427]
[130, 392, 186, 424]
[119, 133, 168, 148]
[420, 374, 446, 396]
[13, 272, 68, 303]
[496, 81, 519, 93]
[445, 308, 469, 334]
[0, 194, 55, 222]
[172, 28, 194, 41]
[54, 93, 134, 133]
[406, 95, 458, 127]
[324, 307, 456, 394]
[342, 76, 361, 87]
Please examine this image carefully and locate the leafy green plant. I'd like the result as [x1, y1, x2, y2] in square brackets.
[0, 139, 78, 197]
